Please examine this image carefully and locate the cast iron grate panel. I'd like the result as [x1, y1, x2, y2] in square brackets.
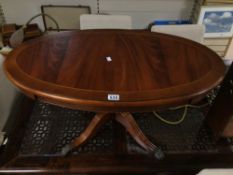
[206, 86, 221, 104]
[20, 101, 220, 155]
[129, 109, 217, 154]
[20, 101, 114, 155]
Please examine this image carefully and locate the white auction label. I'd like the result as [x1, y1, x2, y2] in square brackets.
[106, 56, 112, 62]
[107, 94, 120, 101]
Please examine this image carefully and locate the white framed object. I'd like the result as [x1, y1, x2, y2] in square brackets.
[80, 14, 132, 30]
[198, 6, 233, 38]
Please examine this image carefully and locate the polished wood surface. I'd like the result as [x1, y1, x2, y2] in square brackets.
[115, 112, 164, 159]
[62, 112, 164, 159]
[61, 113, 109, 155]
[4, 30, 226, 159]
[4, 30, 225, 112]
[206, 63, 233, 138]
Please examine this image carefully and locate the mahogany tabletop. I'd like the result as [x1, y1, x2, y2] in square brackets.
[4, 30, 225, 112]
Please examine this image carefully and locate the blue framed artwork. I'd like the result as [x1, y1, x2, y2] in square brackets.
[198, 6, 233, 38]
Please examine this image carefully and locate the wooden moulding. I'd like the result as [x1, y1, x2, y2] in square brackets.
[206, 62, 233, 138]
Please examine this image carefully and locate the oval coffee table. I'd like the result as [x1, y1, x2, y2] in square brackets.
[4, 30, 225, 159]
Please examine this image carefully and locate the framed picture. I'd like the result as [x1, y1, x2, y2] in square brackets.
[198, 6, 233, 38]
[41, 5, 91, 31]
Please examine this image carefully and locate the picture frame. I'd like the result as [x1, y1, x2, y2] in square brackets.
[198, 6, 233, 38]
[41, 5, 91, 31]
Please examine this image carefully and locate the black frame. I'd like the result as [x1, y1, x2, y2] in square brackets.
[41, 5, 91, 31]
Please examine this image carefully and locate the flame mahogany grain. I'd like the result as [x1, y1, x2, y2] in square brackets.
[4, 30, 225, 112]
[4, 30, 225, 158]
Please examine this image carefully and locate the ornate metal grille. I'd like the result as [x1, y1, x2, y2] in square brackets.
[20, 101, 223, 156]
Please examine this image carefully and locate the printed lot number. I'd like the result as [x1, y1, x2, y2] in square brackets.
[108, 94, 120, 101]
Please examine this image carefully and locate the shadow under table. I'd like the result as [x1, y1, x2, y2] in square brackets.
[1, 96, 233, 175]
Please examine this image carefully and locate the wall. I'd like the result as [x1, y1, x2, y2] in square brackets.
[1, 0, 97, 29]
[99, 0, 194, 28]
[1, 0, 194, 29]
[1, 0, 232, 57]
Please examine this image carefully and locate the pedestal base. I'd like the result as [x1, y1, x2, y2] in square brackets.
[61, 112, 164, 159]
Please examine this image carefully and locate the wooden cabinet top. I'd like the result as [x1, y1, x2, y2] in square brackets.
[4, 30, 225, 112]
